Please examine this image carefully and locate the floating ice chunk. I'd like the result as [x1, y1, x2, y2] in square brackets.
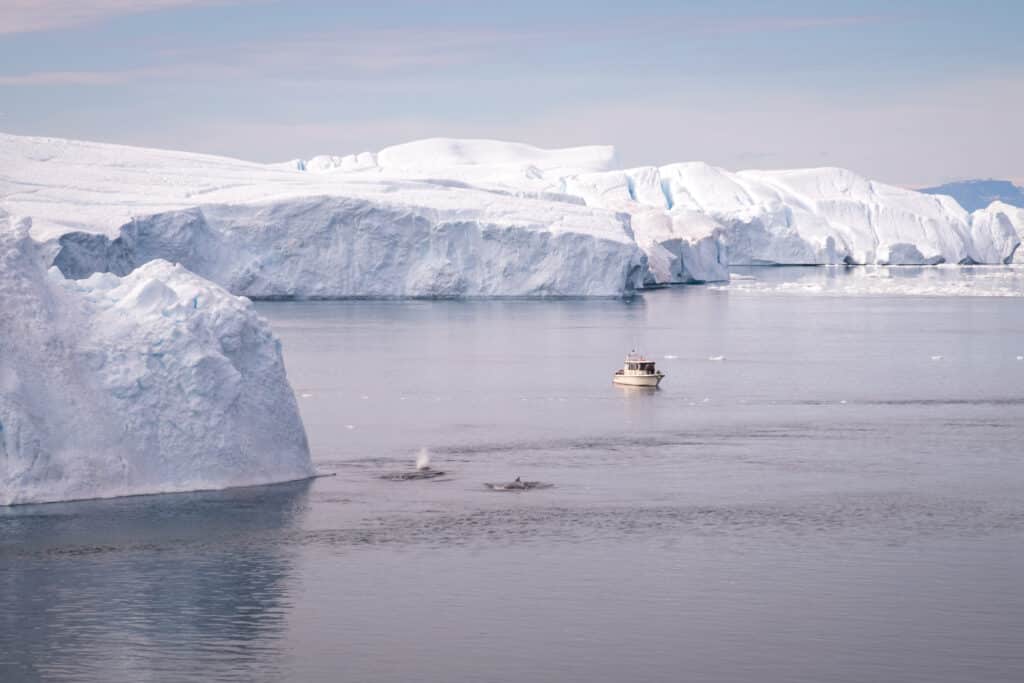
[663, 354, 679, 359]
[708, 355, 725, 361]
[931, 355, 944, 361]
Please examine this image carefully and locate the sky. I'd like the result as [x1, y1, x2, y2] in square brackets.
[1, 0, 1021, 186]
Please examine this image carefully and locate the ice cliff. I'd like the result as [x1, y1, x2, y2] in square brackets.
[0, 213, 313, 505]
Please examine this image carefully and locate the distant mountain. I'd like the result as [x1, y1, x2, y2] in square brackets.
[919, 179, 1024, 212]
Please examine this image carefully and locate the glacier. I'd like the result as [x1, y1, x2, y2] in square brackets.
[0, 212, 313, 505]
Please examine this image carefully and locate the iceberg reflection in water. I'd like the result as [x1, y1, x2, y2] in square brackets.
[0, 481, 312, 682]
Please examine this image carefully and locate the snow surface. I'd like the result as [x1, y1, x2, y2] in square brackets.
[0, 212, 313, 505]
[2, 133, 1022, 296]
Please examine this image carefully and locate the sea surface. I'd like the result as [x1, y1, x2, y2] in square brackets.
[3, 267, 1024, 683]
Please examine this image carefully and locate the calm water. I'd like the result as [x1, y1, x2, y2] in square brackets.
[3, 268, 1024, 682]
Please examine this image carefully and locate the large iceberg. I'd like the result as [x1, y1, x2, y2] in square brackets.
[0, 213, 313, 505]
[289, 140, 1022, 277]
[1, 134, 646, 298]
[2, 133, 1021, 295]
[377, 156, 1021, 273]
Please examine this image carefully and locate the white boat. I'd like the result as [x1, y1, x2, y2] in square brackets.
[612, 352, 665, 387]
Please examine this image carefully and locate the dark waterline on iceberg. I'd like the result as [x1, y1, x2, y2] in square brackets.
[2, 268, 1023, 683]
[0, 473, 332, 508]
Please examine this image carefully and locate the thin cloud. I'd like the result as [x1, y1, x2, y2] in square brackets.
[694, 15, 884, 35]
[0, 0, 252, 35]
[0, 70, 133, 85]
[0, 26, 522, 85]
[0, 64, 248, 85]
[0, 15, 884, 86]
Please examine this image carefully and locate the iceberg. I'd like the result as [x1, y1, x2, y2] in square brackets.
[561, 163, 1021, 271]
[293, 140, 1023, 278]
[2, 133, 1021, 295]
[1, 134, 646, 298]
[0, 212, 313, 505]
[967, 202, 1024, 265]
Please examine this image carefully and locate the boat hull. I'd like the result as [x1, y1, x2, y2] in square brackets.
[612, 373, 664, 387]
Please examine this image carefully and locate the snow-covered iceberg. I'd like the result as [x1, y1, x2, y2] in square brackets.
[2, 133, 1021, 295]
[474, 160, 1020, 272]
[290, 140, 1022, 278]
[1, 134, 646, 298]
[967, 201, 1024, 265]
[0, 213, 313, 505]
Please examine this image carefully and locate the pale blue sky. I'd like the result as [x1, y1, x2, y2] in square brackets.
[1, 0, 1021, 185]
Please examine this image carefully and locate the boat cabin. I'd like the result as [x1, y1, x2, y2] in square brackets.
[624, 360, 657, 375]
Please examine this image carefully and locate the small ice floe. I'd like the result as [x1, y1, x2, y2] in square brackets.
[931, 355, 943, 361]
[708, 355, 725, 361]
[345, 424, 356, 430]
[839, 400, 848, 405]
[484, 477, 553, 492]
[663, 354, 679, 360]
[300, 392, 314, 398]
[729, 273, 757, 281]
[1017, 356, 1023, 361]
[382, 448, 446, 481]
[360, 395, 369, 400]
[702, 397, 711, 403]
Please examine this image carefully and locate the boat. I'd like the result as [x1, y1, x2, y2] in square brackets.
[612, 352, 664, 387]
